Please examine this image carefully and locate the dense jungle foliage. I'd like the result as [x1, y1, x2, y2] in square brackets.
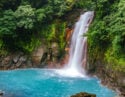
[87, 0, 125, 72]
[0, 0, 75, 53]
[0, 0, 125, 72]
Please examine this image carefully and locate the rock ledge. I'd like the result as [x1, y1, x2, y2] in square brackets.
[71, 92, 96, 97]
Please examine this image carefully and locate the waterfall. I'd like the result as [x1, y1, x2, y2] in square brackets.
[56, 11, 94, 77]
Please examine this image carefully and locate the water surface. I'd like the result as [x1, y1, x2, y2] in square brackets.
[0, 69, 116, 97]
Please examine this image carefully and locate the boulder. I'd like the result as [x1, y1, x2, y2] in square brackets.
[19, 56, 27, 62]
[13, 56, 19, 63]
[0, 90, 4, 97]
[71, 92, 96, 97]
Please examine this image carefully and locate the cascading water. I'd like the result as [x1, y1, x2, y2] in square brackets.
[0, 11, 117, 97]
[56, 11, 94, 77]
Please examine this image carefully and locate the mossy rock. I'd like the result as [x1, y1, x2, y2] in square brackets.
[71, 92, 96, 97]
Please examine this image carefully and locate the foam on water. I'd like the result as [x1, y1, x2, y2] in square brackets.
[55, 68, 86, 78]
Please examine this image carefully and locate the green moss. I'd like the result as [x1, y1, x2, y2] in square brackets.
[18, 36, 41, 53]
[105, 48, 125, 73]
[38, 20, 66, 57]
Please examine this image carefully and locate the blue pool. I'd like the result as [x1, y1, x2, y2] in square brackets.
[0, 69, 117, 97]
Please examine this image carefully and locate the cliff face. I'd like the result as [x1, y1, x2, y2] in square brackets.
[87, 49, 125, 97]
[0, 52, 32, 70]
[0, 9, 83, 70]
[0, 42, 62, 70]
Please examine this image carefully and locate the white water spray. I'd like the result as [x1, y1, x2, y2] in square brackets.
[56, 11, 94, 77]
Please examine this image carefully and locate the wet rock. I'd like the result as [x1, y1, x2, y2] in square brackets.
[71, 92, 96, 97]
[13, 56, 19, 63]
[40, 52, 48, 67]
[51, 43, 59, 56]
[12, 52, 24, 63]
[26, 60, 32, 67]
[51, 42, 59, 62]
[118, 86, 125, 97]
[66, 28, 73, 42]
[2, 56, 11, 65]
[19, 56, 27, 62]
[13, 55, 20, 63]
[14, 56, 26, 67]
[32, 46, 45, 65]
[0, 90, 4, 97]
[15, 61, 22, 67]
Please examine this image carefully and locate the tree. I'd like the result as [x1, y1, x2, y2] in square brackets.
[27, 0, 48, 8]
[0, 9, 16, 36]
[14, 5, 36, 29]
[0, 0, 21, 10]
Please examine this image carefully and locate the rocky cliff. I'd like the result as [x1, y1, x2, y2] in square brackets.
[87, 49, 125, 97]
